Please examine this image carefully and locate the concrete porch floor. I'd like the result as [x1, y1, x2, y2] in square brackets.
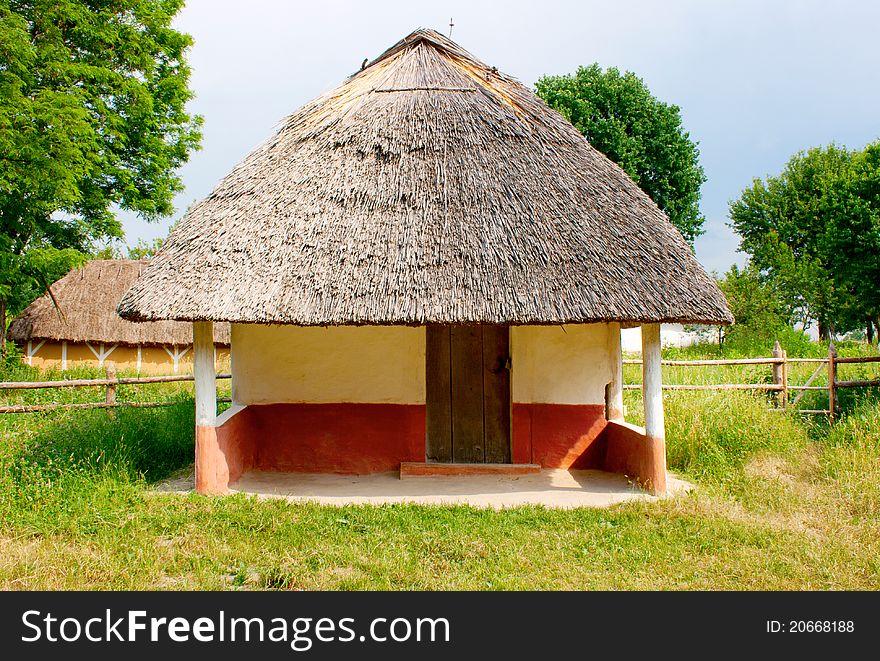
[156, 468, 692, 509]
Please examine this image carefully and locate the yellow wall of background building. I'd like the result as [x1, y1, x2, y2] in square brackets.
[21, 341, 230, 375]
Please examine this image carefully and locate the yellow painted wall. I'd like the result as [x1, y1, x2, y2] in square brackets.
[510, 324, 612, 405]
[23, 341, 230, 375]
[232, 322, 613, 406]
[231, 324, 426, 404]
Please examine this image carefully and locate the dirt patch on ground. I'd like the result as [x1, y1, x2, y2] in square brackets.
[686, 447, 842, 543]
[745, 454, 796, 483]
[152, 465, 195, 493]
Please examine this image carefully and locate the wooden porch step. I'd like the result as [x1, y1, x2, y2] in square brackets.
[400, 462, 541, 478]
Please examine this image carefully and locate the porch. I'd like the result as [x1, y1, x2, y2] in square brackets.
[190, 321, 670, 496]
[158, 467, 691, 509]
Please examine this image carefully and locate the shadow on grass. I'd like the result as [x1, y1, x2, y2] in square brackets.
[0, 398, 194, 534]
[8, 398, 195, 485]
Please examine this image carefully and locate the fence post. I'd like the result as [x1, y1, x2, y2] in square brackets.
[827, 342, 837, 422]
[772, 340, 784, 408]
[781, 349, 788, 408]
[105, 362, 117, 408]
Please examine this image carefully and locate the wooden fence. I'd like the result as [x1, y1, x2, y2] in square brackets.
[2, 343, 878, 420]
[0, 364, 232, 414]
[623, 342, 880, 421]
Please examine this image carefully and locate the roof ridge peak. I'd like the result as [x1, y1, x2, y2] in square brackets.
[359, 27, 479, 74]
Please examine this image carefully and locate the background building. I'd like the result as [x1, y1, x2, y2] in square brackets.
[9, 260, 229, 374]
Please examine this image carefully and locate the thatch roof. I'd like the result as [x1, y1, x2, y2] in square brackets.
[9, 260, 230, 346]
[119, 28, 732, 327]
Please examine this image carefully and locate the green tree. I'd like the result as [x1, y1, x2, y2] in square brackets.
[536, 64, 706, 244]
[126, 236, 164, 260]
[0, 0, 201, 350]
[0, 245, 86, 351]
[728, 144, 877, 340]
[93, 235, 165, 260]
[824, 142, 880, 344]
[717, 263, 789, 346]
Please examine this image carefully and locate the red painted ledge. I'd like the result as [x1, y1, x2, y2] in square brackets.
[400, 462, 542, 478]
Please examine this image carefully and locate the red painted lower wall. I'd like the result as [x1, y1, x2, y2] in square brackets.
[246, 403, 426, 474]
[196, 401, 665, 495]
[602, 420, 667, 494]
[197, 406, 259, 494]
[512, 403, 608, 469]
[214, 406, 257, 484]
[195, 426, 226, 495]
[209, 402, 610, 480]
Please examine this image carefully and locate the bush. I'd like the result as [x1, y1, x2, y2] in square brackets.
[664, 326, 880, 361]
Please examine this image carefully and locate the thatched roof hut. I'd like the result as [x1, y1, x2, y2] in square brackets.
[10, 260, 230, 346]
[118, 28, 731, 327]
[117, 28, 732, 496]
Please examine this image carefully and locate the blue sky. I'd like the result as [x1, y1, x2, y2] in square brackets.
[119, 0, 880, 275]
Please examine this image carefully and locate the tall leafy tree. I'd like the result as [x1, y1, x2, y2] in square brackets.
[0, 0, 201, 350]
[536, 64, 707, 244]
[730, 143, 880, 341]
[824, 142, 880, 342]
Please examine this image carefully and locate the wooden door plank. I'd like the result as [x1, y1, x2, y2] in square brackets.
[425, 325, 452, 462]
[450, 325, 485, 463]
[482, 325, 511, 463]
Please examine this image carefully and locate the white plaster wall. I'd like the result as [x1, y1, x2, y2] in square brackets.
[511, 324, 613, 405]
[232, 324, 426, 404]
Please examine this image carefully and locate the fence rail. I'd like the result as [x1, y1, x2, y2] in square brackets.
[0, 368, 232, 414]
[623, 358, 781, 366]
[0, 373, 231, 390]
[2, 345, 878, 421]
[0, 398, 233, 414]
[622, 341, 880, 420]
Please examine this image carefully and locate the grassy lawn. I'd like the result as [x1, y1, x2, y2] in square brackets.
[0, 344, 878, 590]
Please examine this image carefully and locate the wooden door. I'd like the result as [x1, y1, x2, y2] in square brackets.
[426, 325, 511, 463]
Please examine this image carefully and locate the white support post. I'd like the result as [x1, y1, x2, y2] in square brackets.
[194, 322, 223, 495]
[61, 341, 67, 371]
[193, 322, 216, 428]
[136, 345, 142, 373]
[642, 324, 664, 442]
[641, 323, 667, 494]
[26, 339, 46, 366]
[606, 322, 625, 421]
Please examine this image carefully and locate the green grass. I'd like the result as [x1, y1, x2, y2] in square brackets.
[622, 390, 810, 488]
[0, 348, 878, 590]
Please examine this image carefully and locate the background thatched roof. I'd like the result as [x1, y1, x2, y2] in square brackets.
[9, 260, 230, 346]
[119, 28, 733, 327]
